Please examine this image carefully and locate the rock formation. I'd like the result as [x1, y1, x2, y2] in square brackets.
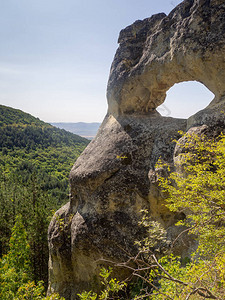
[48, 0, 225, 298]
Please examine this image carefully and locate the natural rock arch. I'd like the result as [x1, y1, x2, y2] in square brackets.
[48, 1, 225, 299]
[157, 81, 214, 118]
[107, 0, 225, 118]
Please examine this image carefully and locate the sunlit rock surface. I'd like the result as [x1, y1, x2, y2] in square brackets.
[48, 0, 225, 298]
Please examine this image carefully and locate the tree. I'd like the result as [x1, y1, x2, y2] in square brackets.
[0, 166, 58, 286]
[0, 215, 32, 299]
[0, 214, 65, 300]
[153, 130, 225, 299]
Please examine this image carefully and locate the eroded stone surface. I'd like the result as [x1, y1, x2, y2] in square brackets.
[48, 0, 225, 298]
[107, 0, 225, 119]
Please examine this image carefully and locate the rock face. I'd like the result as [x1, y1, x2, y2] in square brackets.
[48, 0, 225, 298]
[107, 0, 225, 120]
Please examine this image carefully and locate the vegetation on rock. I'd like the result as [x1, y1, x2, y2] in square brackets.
[78, 131, 225, 299]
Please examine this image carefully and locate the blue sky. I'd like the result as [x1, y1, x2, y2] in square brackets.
[0, 0, 214, 122]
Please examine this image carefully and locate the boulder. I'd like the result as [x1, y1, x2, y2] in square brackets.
[48, 0, 225, 298]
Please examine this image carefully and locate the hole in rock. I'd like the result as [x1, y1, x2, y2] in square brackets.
[157, 81, 214, 119]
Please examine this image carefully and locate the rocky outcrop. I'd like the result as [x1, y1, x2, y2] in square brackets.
[48, 0, 225, 299]
[107, 0, 225, 122]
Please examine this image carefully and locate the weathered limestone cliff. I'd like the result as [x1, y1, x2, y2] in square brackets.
[48, 0, 225, 298]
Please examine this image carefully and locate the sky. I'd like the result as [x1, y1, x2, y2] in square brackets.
[0, 0, 214, 123]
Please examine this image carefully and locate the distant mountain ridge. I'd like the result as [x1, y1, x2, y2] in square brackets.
[0, 105, 89, 150]
[51, 122, 101, 139]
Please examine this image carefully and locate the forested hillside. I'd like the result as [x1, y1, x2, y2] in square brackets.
[0, 105, 89, 289]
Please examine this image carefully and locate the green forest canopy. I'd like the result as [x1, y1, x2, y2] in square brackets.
[0, 104, 89, 287]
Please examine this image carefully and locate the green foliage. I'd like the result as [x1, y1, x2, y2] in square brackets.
[0, 124, 87, 150]
[158, 132, 225, 257]
[0, 215, 32, 299]
[0, 165, 62, 286]
[5, 215, 31, 274]
[0, 104, 88, 149]
[78, 291, 97, 300]
[78, 267, 127, 300]
[153, 131, 225, 299]
[0, 216, 65, 299]
[135, 209, 169, 255]
[0, 104, 88, 288]
[15, 281, 45, 300]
